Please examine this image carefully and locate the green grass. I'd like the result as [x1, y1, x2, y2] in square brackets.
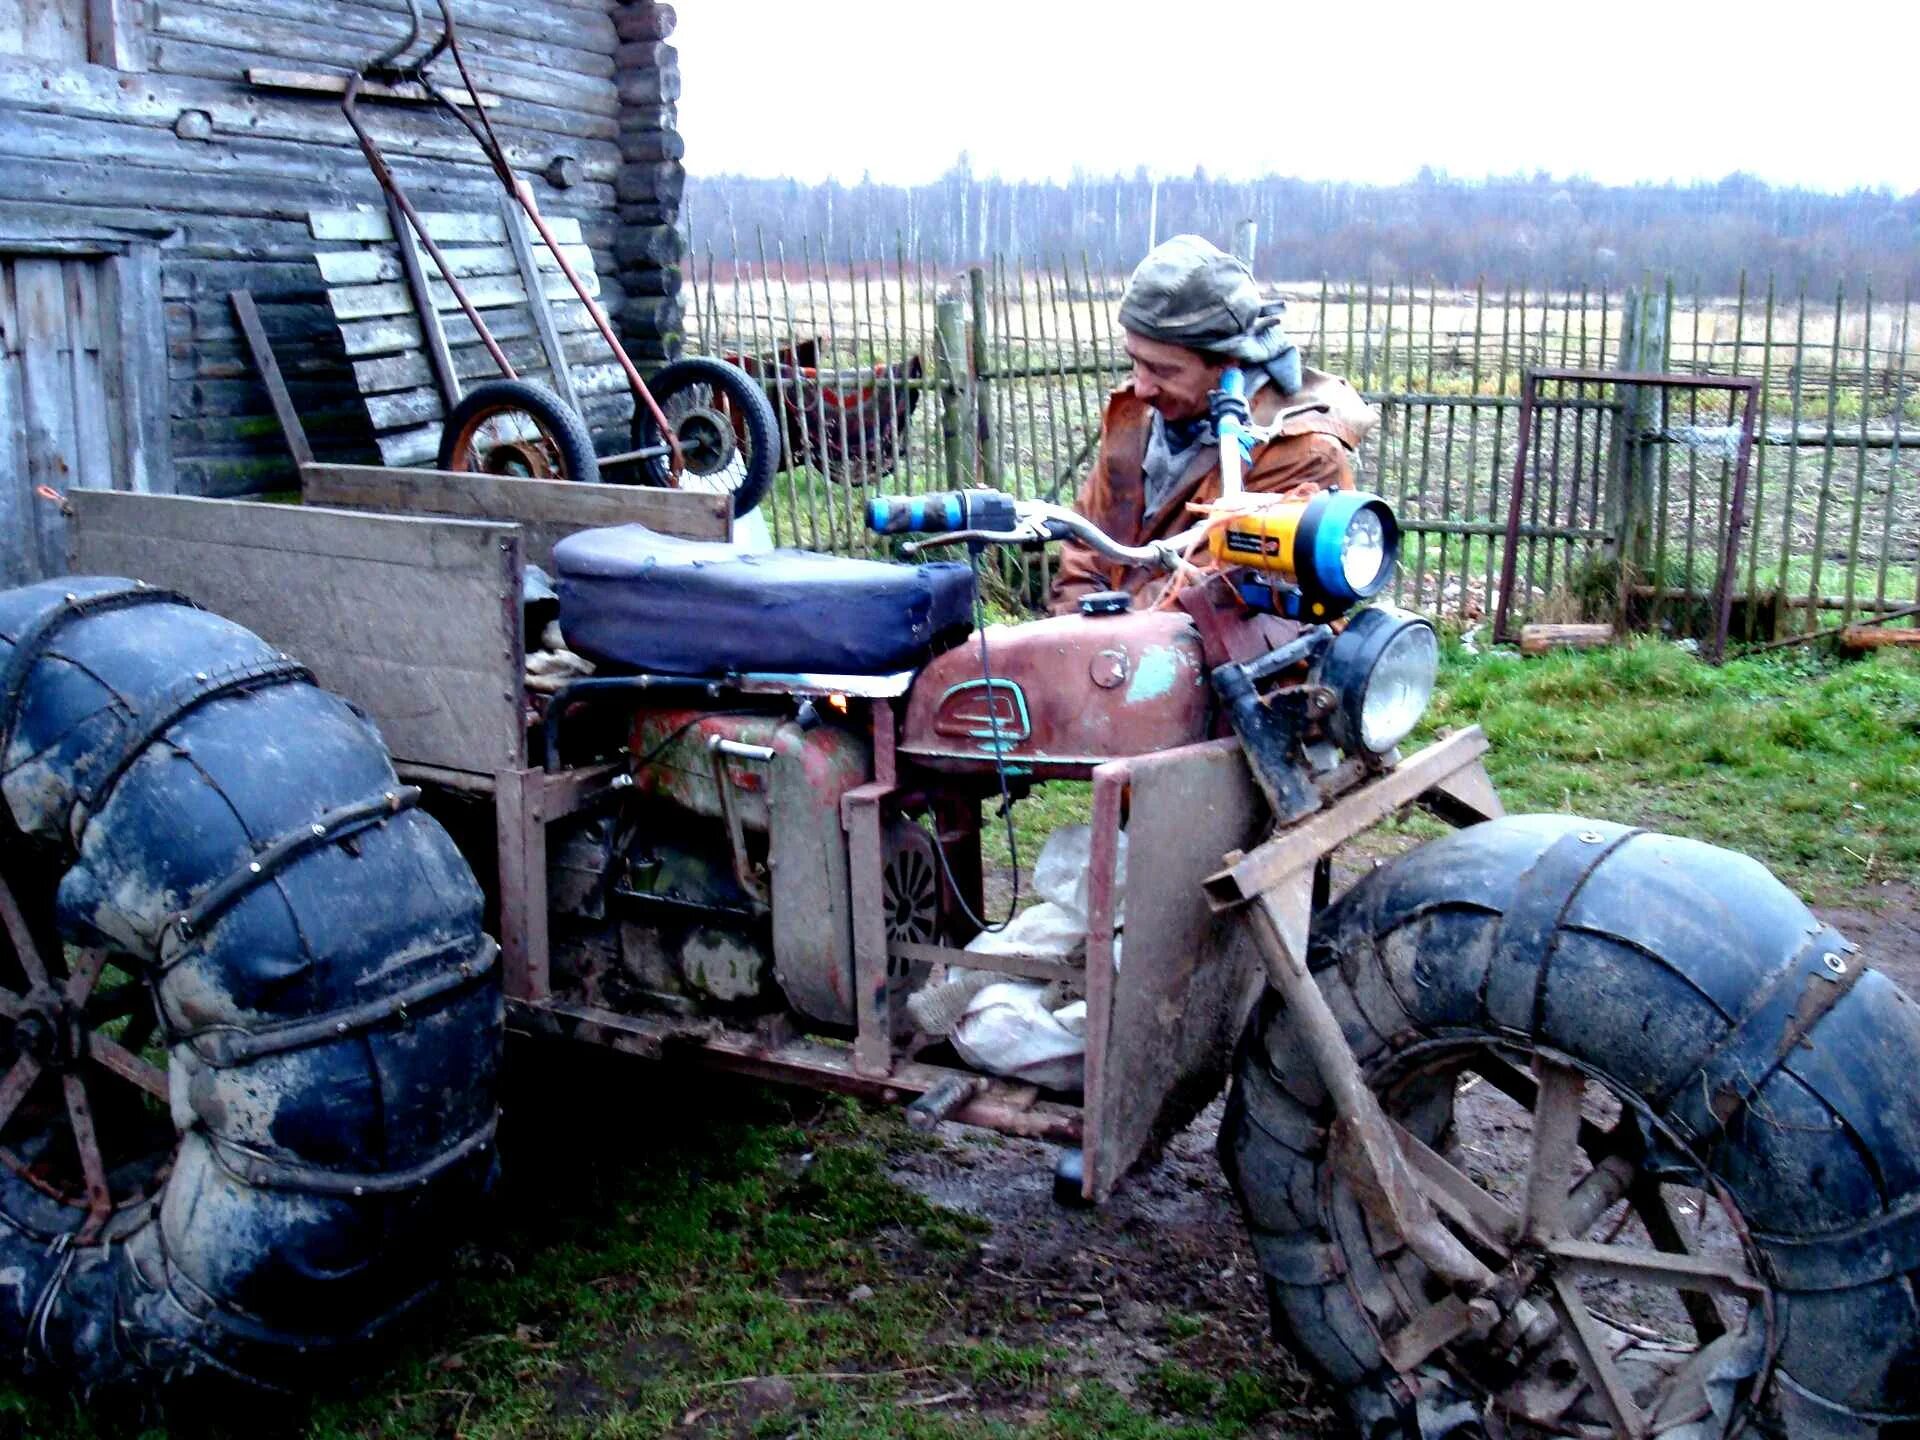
[1419, 636, 1920, 899]
[975, 634, 1919, 903]
[0, 1060, 1302, 1440]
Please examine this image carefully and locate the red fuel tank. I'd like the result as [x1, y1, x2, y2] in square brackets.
[898, 609, 1209, 773]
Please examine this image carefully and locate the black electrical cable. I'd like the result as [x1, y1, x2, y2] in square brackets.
[926, 548, 1021, 935]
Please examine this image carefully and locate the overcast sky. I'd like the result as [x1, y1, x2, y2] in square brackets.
[675, 0, 1920, 194]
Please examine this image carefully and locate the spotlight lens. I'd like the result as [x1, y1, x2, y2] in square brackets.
[1341, 509, 1388, 594]
[1360, 621, 1438, 754]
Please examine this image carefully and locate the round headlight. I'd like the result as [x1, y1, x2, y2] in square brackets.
[1314, 605, 1439, 758]
[1299, 492, 1400, 609]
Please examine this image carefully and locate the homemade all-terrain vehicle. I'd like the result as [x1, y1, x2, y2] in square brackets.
[5, 376, 1918, 1435]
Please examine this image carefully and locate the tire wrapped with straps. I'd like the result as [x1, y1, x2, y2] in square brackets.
[1221, 813, 1920, 1439]
[0, 576, 500, 1390]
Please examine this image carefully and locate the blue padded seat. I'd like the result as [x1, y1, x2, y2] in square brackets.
[553, 524, 976, 677]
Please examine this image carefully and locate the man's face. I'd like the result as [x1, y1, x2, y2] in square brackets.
[1124, 331, 1228, 424]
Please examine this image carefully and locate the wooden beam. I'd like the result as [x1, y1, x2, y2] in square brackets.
[1203, 728, 1492, 910]
[1519, 622, 1615, 655]
[228, 290, 313, 467]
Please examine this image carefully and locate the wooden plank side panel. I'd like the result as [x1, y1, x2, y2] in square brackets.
[300, 463, 732, 564]
[313, 241, 596, 289]
[69, 491, 526, 772]
[336, 291, 598, 359]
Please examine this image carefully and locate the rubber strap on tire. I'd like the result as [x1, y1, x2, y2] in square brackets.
[1481, 823, 1641, 1033]
[0, 583, 194, 760]
[159, 787, 423, 954]
[205, 1114, 498, 1198]
[69, 657, 314, 838]
[182, 937, 499, 1067]
[1659, 924, 1862, 1143]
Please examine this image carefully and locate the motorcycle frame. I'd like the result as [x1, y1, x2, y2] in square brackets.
[65, 481, 1507, 1210]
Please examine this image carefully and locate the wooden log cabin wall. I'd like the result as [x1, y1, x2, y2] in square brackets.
[0, 0, 686, 584]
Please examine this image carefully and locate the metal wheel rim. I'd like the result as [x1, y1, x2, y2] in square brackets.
[665, 384, 748, 494]
[1347, 1038, 1776, 1440]
[451, 407, 565, 480]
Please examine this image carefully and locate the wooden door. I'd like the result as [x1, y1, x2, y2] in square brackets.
[0, 253, 157, 585]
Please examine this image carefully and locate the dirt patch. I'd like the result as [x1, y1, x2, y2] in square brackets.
[889, 1103, 1333, 1435]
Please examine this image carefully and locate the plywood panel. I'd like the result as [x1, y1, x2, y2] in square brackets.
[69, 490, 526, 773]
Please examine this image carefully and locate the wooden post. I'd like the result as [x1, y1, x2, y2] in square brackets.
[935, 295, 968, 489]
[1610, 286, 1667, 583]
[968, 265, 992, 481]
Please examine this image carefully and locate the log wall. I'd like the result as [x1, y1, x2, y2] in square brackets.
[0, 0, 685, 504]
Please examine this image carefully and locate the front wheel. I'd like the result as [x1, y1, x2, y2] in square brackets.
[630, 356, 778, 519]
[1221, 815, 1920, 1439]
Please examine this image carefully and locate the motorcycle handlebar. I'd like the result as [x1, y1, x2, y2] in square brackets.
[865, 490, 1020, 536]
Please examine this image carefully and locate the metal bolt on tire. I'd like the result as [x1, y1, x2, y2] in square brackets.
[1221, 814, 1920, 1439]
[0, 577, 500, 1390]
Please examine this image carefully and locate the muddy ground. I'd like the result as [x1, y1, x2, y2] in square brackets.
[882, 875, 1920, 1432]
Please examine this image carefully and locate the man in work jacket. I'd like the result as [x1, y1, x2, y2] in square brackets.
[1048, 234, 1378, 614]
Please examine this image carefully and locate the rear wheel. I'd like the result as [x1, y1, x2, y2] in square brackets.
[631, 356, 778, 519]
[0, 577, 500, 1390]
[1222, 815, 1920, 1439]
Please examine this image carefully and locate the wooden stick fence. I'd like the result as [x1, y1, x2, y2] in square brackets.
[683, 234, 1919, 641]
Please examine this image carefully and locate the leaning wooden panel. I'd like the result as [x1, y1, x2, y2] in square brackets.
[300, 463, 732, 560]
[68, 490, 525, 774]
[1090, 737, 1268, 1202]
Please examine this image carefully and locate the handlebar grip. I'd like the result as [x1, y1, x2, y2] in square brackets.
[865, 491, 1018, 536]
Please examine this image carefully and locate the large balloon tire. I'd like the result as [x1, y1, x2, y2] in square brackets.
[1221, 814, 1920, 1439]
[0, 577, 500, 1391]
[630, 355, 778, 519]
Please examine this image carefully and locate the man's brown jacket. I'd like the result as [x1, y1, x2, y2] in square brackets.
[1047, 366, 1378, 614]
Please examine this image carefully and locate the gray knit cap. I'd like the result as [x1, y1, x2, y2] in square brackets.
[1119, 234, 1302, 394]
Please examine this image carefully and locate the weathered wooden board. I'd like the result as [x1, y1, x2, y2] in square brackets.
[300, 462, 731, 565]
[364, 360, 625, 432]
[314, 241, 595, 288]
[326, 266, 599, 324]
[352, 327, 606, 396]
[69, 490, 527, 774]
[310, 209, 588, 248]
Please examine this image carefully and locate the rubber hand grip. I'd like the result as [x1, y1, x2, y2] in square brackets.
[866, 491, 1018, 536]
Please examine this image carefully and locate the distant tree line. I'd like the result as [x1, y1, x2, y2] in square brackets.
[685, 161, 1920, 294]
